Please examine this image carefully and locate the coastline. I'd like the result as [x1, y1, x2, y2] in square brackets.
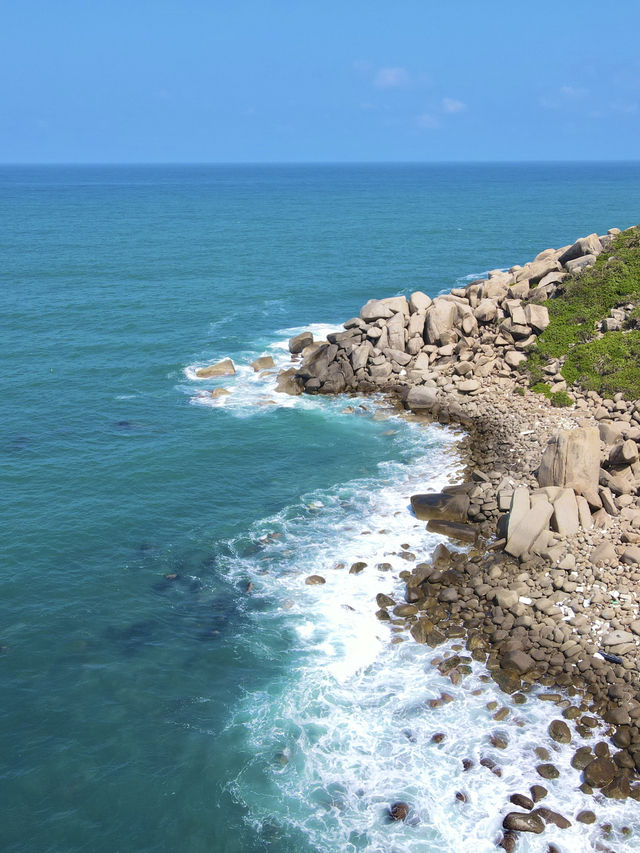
[276, 225, 640, 848]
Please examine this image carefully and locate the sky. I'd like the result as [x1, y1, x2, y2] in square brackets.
[1, 0, 639, 163]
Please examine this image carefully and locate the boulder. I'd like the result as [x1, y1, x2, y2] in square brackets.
[425, 299, 457, 345]
[549, 720, 571, 744]
[209, 387, 231, 398]
[410, 492, 470, 523]
[516, 258, 561, 284]
[583, 756, 616, 788]
[426, 520, 478, 542]
[275, 368, 304, 396]
[501, 650, 535, 675]
[405, 386, 438, 412]
[288, 331, 314, 354]
[502, 812, 545, 834]
[386, 312, 406, 352]
[360, 300, 393, 322]
[565, 254, 597, 273]
[409, 291, 432, 314]
[298, 343, 338, 382]
[537, 428, 600, 494]
[558, 233, 603, 266]
[551, 489, 580, 536]
[251, 355, 275, 372]
[195, 358, 236, 378]
[505, 350, 527, 368]
[408, 311, 426, 338]
[379, 295, 409, 317]
[524, 304, 550, 333]
[350, 342, 371, 372]
[609, 439, 639, 466]
[505, 499, 554, 559]
[474, 298, 498, 324]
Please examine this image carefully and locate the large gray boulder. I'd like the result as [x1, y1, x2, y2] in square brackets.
[360, 300, 394, 322]
[298, 343, 338, 381]
[410, 492, 470, 523]
[424, 299, 456, 345]
[516, 257, 561, 284]
[474, 298, 498, 324]
[405, 386, 437, 411]
[386, 312, 406, 351]
[409, 291, 432, 313]
[524, 304, 550, 333]
[288, 331, 314, 354]
[551, 488, 580, 536]
[505, 499, 554, 558]
[537, 428, 600, 495]
[558, 233, 603, 266]
[379, 295, 409, 317]
[275, 368, 304, 396]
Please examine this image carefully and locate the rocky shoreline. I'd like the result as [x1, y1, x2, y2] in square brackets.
[197, 225, 640, 847]
[286, 226, 640, 849]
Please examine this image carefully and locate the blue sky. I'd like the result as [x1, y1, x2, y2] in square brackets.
[1, 0, 639, 162]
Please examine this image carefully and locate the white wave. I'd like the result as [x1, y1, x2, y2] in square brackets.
[181, 322, 345, 415]
[219, 423, 639, 853]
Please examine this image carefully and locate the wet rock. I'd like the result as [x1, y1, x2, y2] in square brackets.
[548, 719, 571, 744]
[275, 367, 304, 395]
[498, 830, 518, 852]
[533, 807, 571, 829]
[251, 355, 275, 372]
[288, 331, 314, 354]
[536, 764, 559, 780]
[411, 492, 470, 523]
[576, 810, 596, 824]
[388, 801, 410, 822]
[349, 561, 367, 574]
[305, 575, 326, 585]
[502, 812, 545, 834]
[376, 593, 395, 608]
[426, 519, 478, 542]
[509, 793, 534, 810]
[393, 604, 418, 617]
[571, 747, 593, 770]
[455, 790, 467, 803]
[195, 357, 235, 378]
[530, 785, 547, 802]
[209, 387, 231, 398]
[583, 756, 616, 788]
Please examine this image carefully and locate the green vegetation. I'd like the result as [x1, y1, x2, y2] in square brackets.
[525, 226, 640, 400]
[530, 381, 552, 397]
[550, 390, 573, 408]
[561, 331, 640, 400]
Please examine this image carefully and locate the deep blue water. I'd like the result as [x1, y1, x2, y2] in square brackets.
[2, 163, 640, 853]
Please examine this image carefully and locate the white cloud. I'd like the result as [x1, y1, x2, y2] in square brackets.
[417, 113, 440, 130]
[540, 85, 589, 109]
[374, 67, 410, 89]
[559, 85, 588, 99]
[442, 97, 466, 114]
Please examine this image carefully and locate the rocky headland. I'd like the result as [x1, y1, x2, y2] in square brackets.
[194, 225, 640, 846]
[273, 224, 640, 848]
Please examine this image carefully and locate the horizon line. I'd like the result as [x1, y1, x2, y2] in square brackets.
[1, 158, 640, 167]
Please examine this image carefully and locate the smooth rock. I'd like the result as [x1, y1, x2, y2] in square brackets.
[195, 358, 235, 378]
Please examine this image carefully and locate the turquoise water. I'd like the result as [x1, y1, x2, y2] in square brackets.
[2, 164, 640, 852]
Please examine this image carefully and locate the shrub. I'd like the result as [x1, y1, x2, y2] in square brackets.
[550, 391, 573, 408]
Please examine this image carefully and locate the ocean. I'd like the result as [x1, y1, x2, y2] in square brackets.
[2, 163, 640, 852]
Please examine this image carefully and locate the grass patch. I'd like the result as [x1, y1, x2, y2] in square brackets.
[550, 390, 573, 408]
[523, 225, 640, 398]
[530, 381, 552, 398]
[536, 226, 640, 360]
[561, 331, 640, 399]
